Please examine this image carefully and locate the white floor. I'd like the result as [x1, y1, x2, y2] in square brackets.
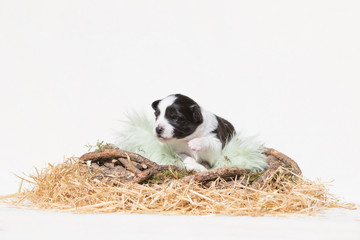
[0, 205, 359, 240]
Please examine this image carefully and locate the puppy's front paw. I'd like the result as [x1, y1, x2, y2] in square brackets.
[188, 138, 204, 152]
[183, 159, 208, 172]
[191, 164, 208, 172]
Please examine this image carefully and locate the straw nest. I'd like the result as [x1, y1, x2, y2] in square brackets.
[2, 148, 355, 216]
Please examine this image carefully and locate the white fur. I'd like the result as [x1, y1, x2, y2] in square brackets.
[154, 95, 223, 172]
[153, 95, 176, 140]
[116, 111, 268, 172]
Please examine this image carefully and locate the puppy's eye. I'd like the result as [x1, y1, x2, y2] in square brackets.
[174, 116, 185, 122]
[169, 114, 178, 120]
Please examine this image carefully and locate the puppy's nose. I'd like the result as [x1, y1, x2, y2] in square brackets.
[156, 126, 164, 135]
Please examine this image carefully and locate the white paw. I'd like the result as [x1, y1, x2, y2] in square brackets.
[183, 157, 208, 172]
[185, 163, 208, 172]
[188, 138, 204, 152]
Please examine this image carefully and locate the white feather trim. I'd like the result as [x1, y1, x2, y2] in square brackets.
[115, 111, 268, 172]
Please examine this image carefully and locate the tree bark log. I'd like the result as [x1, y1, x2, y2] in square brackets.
[133, 165, 182, 184]
[251, 155, 281, 188]
[79, 149, 158, 168]
[181, 167, 250, 183]
[263, 148, 302, 176]
[79, 147, 302, 187]
[117, 157, 142, 175]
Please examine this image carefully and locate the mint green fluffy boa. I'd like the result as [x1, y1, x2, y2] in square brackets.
[116, 112, 268, 172]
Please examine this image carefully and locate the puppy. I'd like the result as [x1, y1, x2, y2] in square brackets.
[152, 94, 235, 172]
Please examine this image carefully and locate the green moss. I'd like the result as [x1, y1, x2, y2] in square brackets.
[246, 171, 265, 184]
[85, 140, 114, 152]
[146, 169, 193, 185]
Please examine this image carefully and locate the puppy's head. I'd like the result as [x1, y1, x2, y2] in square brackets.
[151, 94, 203, 141]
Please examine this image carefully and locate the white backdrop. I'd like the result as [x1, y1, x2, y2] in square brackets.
[1, 0, 360, 205]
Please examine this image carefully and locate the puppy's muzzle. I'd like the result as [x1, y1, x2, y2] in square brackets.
[155, 126, 164, 135]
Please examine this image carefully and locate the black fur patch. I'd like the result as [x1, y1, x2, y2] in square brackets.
[152, 94, 204, 139]
[212, 115, 236, 148]
[151, 100, 160, 110]
[152, 94, 235, 145]
[165, 94, 203, 139]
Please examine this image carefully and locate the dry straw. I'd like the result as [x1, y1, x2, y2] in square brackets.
[2, 157, 355, 216]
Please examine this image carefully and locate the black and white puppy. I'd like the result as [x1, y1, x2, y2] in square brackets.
[152, 94, 235, 172]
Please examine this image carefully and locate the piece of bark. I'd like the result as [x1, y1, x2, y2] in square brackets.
[79, 149, 158, 168]
[263, 148, 302, 176]
[117, 157, 142, 175]
[113, 165, 127, 173]
[104, 162, 115, 169]
[81, 149, 185, 184]
[81, 147, 302, 188]
[91, 162, 100, 170]
[140, 163, 148, 170]
[251, 155, 281, 188]
[133, 165, 183, 184]
[181, 167, 250, 183]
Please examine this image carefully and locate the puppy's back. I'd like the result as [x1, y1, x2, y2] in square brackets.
[212, 116, 236, 148]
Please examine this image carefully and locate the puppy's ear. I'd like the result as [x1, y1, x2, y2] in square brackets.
[152, 100, 160, 110]
[191, 105, 203, 123]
